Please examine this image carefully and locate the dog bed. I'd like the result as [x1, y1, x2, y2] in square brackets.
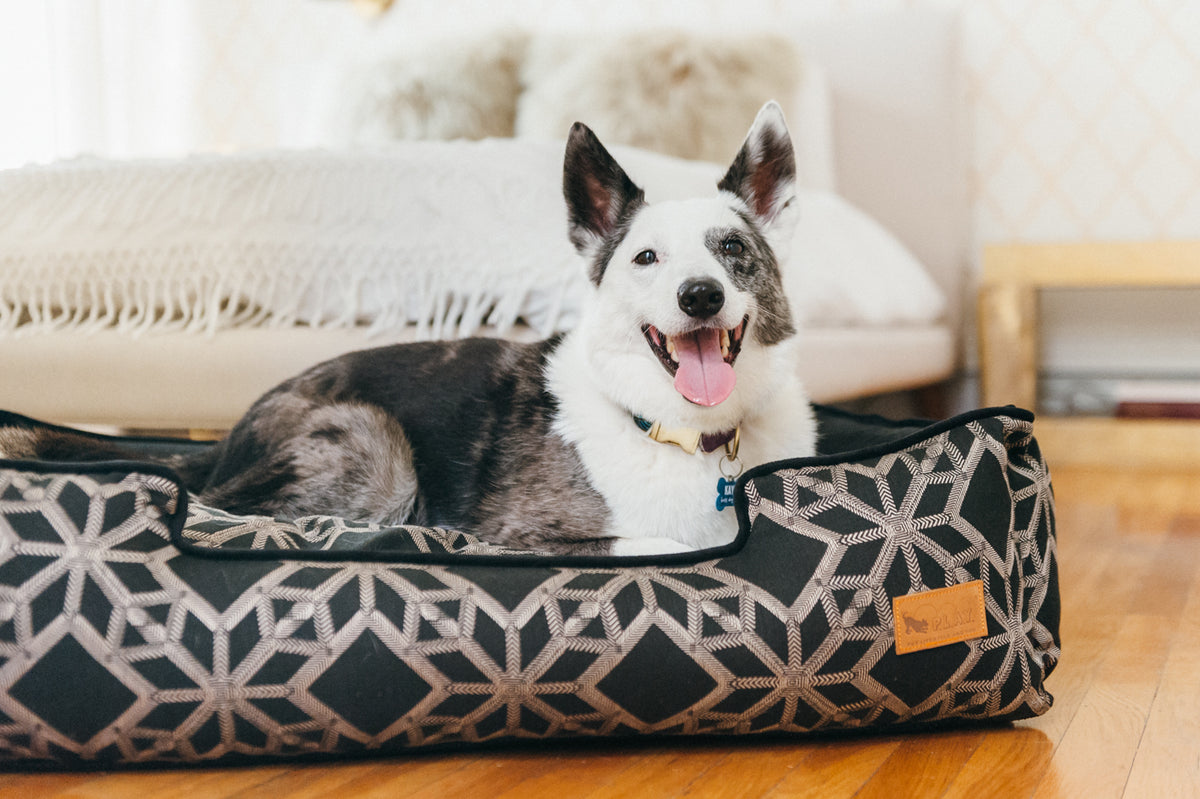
[0, 405, 1058, 766]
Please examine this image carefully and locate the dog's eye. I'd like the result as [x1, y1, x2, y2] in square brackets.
[633, 249, 658, 266]
[723, 238, 745, 257]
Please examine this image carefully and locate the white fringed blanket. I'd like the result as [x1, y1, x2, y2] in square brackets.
[0, 141, 603, 338]
[0, 140, 944, 339]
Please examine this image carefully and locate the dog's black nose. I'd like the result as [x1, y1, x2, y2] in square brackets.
[677, 278, 725, 318]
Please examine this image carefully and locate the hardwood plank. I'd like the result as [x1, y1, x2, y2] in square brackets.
[28, 765, 291, 799]
[579, 745, 728, 799]
[1051, 468, 1200, 544]
[398, 752, 550, 799]
[1134, 531, 1200, 619]
[0, 773, 94, 799]
[145, 765, 294, 797]
[1031, 614, 1175, 799]
[1022, 483, 1161, 746]
[576, 743, 724, 791]
[674, 742, 813, 798]
[1122, 544, 1200, 799]
[227, 761, 393, 799]
[763, 737, 902, 799]
[854, 729, 984, 799]
[972, 504, 1196, 796]
[1020, 557, 1118, 747]
[940, 726, 1055, 799]
[489, 748, 647, 799]
[236, 754, 475, 799]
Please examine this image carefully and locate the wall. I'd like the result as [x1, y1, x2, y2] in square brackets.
[10, 0, 1199, 243]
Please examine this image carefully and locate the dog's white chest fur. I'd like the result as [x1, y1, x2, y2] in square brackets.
[548, 332, 815, 555]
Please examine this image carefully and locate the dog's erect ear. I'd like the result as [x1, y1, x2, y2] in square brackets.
[563, 123, 645, 265]
[719, 101, 797, 232]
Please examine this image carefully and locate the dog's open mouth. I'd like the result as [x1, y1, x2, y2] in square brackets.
[642, 317, 747, 407]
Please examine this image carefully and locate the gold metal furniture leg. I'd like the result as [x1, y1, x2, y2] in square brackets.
[977, 283, 1038, 410]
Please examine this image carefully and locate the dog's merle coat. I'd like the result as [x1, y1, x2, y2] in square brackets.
[187, 336, 615, 553]
[1, 103, 816, 555]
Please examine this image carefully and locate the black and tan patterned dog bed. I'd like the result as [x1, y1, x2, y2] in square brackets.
[0, 406, 1058, 766]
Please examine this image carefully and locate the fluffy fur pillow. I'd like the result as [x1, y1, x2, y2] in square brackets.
[334, 32, 528, 143]
[515, 31, 802, 165]
[321, 30, 828, 185]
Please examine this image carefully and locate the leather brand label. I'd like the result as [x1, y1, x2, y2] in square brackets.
[892, 581, 987, 655]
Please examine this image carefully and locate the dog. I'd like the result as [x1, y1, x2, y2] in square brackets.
[0, 102, 816, 556]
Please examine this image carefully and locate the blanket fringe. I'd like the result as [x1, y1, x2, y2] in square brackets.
[0, 250, 576, 340]
[0, 144, 595, 342]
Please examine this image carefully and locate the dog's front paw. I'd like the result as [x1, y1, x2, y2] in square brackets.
[611, 536, 696, 557]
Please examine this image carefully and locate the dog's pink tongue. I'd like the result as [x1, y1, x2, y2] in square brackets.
[673, 328, 736, 406]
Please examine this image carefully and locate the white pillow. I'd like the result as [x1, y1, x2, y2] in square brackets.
[786, 191, 947, 327]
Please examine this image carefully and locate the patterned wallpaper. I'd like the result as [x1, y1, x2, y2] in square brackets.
[965, 0, 1199, 243]
[174, 0, 1200, 246]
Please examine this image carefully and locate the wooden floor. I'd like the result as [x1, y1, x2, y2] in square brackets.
[4, 465, 1200, 798]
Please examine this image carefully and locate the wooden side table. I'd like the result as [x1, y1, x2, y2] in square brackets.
[978, 241, 1200, 469]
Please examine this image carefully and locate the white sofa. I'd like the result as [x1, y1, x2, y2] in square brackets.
[0, 9, 965, 431]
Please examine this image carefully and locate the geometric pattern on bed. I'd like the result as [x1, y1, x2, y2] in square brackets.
[0, 411, 1058, 765]
[181, 503, 541, 558]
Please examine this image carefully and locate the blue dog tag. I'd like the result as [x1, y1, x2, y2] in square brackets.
[716, 477, 737, 511]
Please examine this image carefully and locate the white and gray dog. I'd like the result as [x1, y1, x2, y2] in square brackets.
[1, 102, 816, 556]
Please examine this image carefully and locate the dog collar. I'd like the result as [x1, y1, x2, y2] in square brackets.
[633, 415, 738, 456]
